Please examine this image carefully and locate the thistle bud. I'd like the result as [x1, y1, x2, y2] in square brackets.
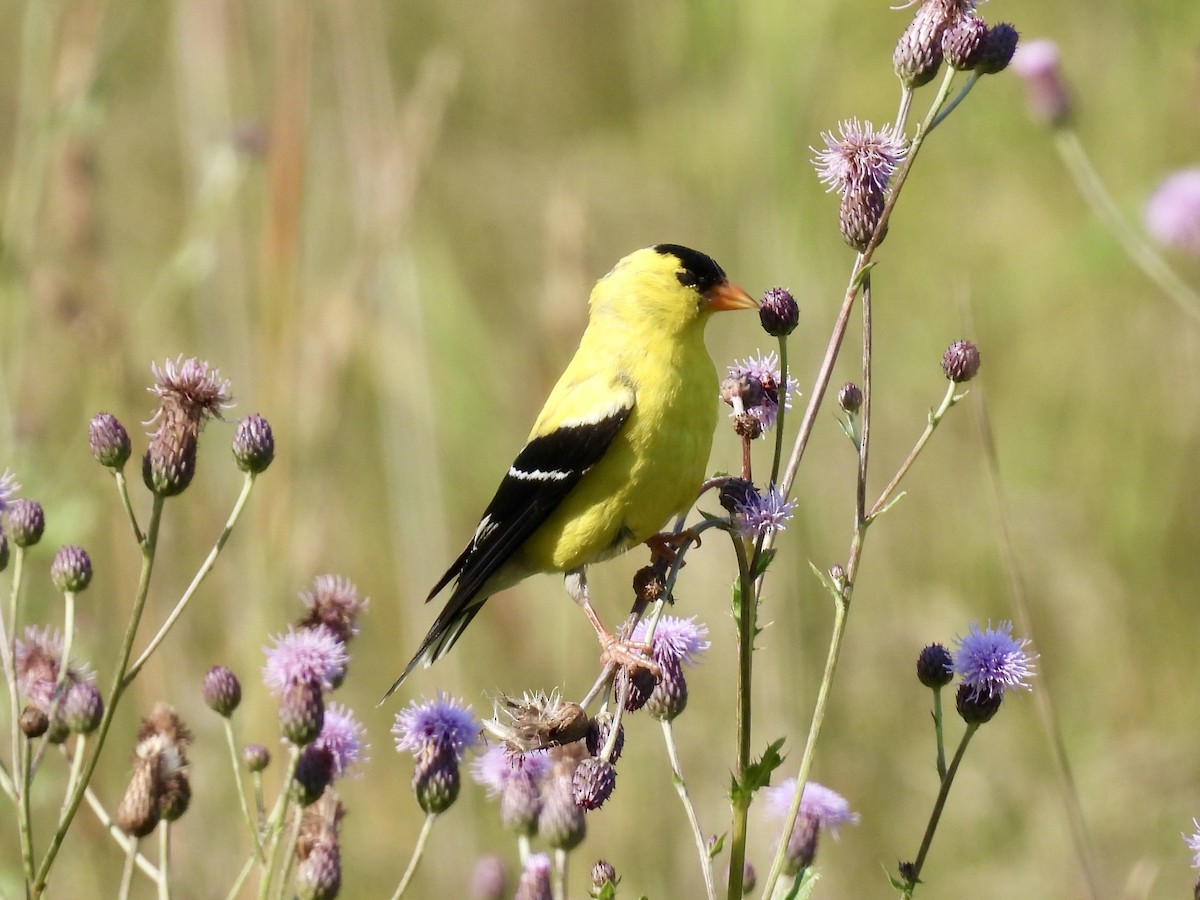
[292, 745, 335, 807]
[538, 771, 586, 851]
[590, 860, 618, 898]
[413, 742, 462, 814]
[280, 680, 325, 746]
[893, 3, 946, 89]
[64, 681, 104, 734]
[203, 666, 242, 717]
[837, 382, 863, 414]
[942, 14, 987, 71]
[51, 546, 93, 593]
[840, 184, 887, 252]
[620, 666, 657, 713]
[584, 712, 624, 764]
[572, 757, 617, 811]
[19, 704, 49, 739]
[8, 500, 44, 548]
[243, 743, 272, 773]
[232, 414, 275, 474]
[955, 682, 1003, 725]
[759, 287, 799, 337]
[646, 659, 689, 722]
[916, 643, 954, 689]
[89, 413, 132, 470]
[941, 340, 981, 383]
[977, 23, 1019, 75]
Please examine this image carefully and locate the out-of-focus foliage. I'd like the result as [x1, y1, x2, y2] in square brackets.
[1, 1, 1199, 897]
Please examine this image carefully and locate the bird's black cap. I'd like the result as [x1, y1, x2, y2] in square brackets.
[654, 243, 727, 292]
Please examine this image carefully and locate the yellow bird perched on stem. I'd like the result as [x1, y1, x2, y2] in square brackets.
[385, 244, 757, 700]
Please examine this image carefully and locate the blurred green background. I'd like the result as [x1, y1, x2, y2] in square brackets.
[1, 0, 1199, 897]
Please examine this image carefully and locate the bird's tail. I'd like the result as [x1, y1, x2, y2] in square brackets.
[378, 597, 486, 704]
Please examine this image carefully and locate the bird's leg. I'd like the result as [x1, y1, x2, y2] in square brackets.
[564, 570, 660, 677]
[644, 528, 702, 568]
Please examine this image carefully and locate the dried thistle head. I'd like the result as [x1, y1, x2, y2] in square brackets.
[117, 703, 194, 832]
[297, 574, 369, 644]
[295, 792, 344, 900]
[143, 356, 233, 497]
[483, 690, 591, 753]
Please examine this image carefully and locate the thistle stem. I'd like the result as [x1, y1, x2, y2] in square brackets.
[662, 719, 717, 900]
[224, 718, 265, 861]
[127, 473, 256, 679]
[33, 496, 166, 896]
[726, 533, 756, 900]
[390, 812, 437, 900]
[901, 724, 979, 898]
[158, 822, 172, 900]
[1054, 128, 1200, 325]
[868, 381, 957, 521]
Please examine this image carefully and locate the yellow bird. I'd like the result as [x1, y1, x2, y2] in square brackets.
[386, 244, 756, 698]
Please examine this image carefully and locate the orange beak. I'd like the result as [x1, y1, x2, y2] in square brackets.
[704, 281, 758, 312]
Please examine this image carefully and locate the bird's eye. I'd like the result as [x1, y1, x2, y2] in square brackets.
[676, 270, 699, 288]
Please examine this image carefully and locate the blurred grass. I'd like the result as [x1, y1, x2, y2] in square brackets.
[1, 0, 1200, 897]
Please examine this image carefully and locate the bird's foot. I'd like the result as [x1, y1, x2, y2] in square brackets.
[599, 633, 661, 680]
[644, 528, 701, 568]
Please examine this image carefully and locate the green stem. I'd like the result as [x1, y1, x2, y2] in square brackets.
[224, 854, 257, 900]
[553, 848, 569, 900]
[257, 746, 300, 900]
[390, 812, 437, 900]
[114, 471, 144, 544]
[726, 534, 756, 900]
[273, 807, 304, 900]
[868, 381, 957, 521]
[661, 719, 717, 900]
[117, 839, 138, 900]
[19, 736, 35, 885]
[770, 337, 788, 488]
[932, 688, 946, 781]
[30, 591, 76, 774]
[901, 724, 979, 897]
[127, 474, 255, 679]
[927, 71, 980, 133]
[759, 583, 852, 899]
[33, 496, 166, 897]
[224, 719, 265, 861]
[158, 822, 171, 900]
[1054, 128, 1200, 326]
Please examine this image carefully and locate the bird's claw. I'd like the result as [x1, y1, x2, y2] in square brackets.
[600, 635, 661, 680]
[644, 528, 701, 568]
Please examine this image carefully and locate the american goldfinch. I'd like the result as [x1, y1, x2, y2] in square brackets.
[385, 244, 756, 698]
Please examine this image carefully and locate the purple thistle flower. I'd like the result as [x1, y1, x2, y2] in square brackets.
[1011, 39, 1071, 126]
[813, 120, 906, 197]
[0, 469, 19, 515]
[471, 745, 551, 795]
[298, 574, 368, 643]
[1145, 169, 1200, 256]
[313, 702, 368, 777]
[392, 692, 479, 760]
[725, 351, 799, 433]
[514, 853, 552, 900]
[1184, 818, 1200, 870]
[952, 620, 1037, 700]
[725, 483, 796, 538]
[14, 626, 79, 708]
[262, 625, 348, 694]
[631, 615, 710, 668]
[764, 779, 860, 837]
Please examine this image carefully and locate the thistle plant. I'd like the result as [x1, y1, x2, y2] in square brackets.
[379, 2, 1056, 898]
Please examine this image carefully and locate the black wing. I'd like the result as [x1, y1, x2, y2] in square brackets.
[384, 406, 632, 698]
